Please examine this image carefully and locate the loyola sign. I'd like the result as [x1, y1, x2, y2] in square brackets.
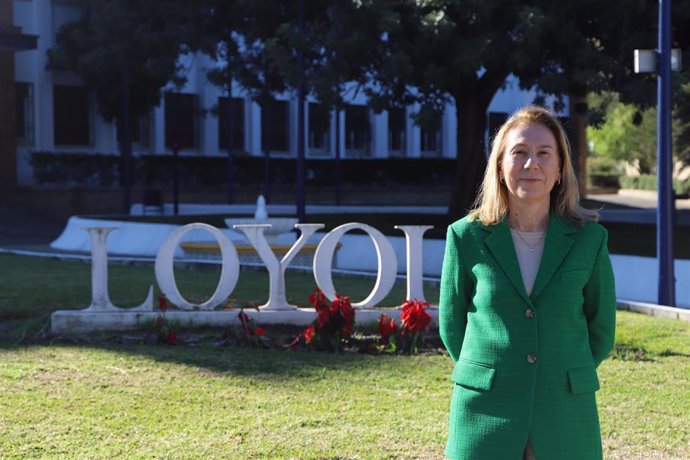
[80, 222, 434, 317]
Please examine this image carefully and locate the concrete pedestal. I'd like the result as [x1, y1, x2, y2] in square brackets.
[50, 307, 439, 335]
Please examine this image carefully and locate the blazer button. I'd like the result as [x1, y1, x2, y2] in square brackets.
[527, 353, 538, 364]
[525, 308, 535, 318]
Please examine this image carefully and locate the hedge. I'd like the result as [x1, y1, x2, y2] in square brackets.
[29, 152, 456, 189]
[618, 174, 690, 195]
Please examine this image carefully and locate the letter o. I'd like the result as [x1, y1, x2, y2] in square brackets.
[313, 222, 397, 308]
[155, 223, 239, 310]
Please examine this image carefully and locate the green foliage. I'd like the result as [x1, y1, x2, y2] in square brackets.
[588, 89, 690, 174]
[28, 151, 457, 191]
[587, 156, 622, 188]
[618, 174, 690, 195]
[587, 156, 622, 175]
[193, 1, 659, 219]
[30, 151, 120, 186]
[48, 0, 198, 122]
[587, 93, 658, 174]
[673, 82, 690, 164]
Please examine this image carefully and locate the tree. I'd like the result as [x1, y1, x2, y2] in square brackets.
[197, 0, 380, 206]
[527, 1, 655, 195]
[586, 1, 690, 174]
[48, 0, 198, 212]
[588, 93, 658, 174]
[193, 1, 663, 219]
[373, 1, 671, 218]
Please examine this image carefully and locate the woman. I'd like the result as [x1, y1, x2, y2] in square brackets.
[439, 106, 616, 460]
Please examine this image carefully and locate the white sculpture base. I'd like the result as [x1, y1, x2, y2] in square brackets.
[50, 308, 439, 335]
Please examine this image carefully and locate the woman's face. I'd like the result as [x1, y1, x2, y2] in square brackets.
[499, 122, 561, 207]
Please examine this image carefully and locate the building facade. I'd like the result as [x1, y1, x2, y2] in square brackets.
[10, 0, 568, 186]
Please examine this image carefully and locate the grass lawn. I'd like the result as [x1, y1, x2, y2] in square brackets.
[0, 254, 689, 458]
[0, 253, 439, 321]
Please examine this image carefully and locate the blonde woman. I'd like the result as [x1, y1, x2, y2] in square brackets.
[439, 106, 616, 459]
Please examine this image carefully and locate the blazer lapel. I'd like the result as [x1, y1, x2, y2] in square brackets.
[483, 219, 531, 305]
[530, 212, 576, 301]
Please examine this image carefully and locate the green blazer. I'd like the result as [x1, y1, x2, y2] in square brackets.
[439, 212, 616, 460]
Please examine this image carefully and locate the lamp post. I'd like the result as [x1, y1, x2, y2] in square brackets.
[226, 72, 235, 205]
[295, 0, 306, 223]
[172, 140, 180, 216]
[657, 0, 674, 307]
[634, 0, 678, 306]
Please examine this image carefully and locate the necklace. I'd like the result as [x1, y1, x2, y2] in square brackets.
[513, 230, 545, 253]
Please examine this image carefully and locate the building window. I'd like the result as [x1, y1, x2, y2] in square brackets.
[388, 107, 406, 155]
[421, 126, 440, 155]
[420, 111, 442, 156]
[117, 112, 151, 149]
[15, 82, 34, 145]
[131, 113, 151, 149]
[218, 97, 245, 152]
[164, 92, 199, 150]
[345, 104, 370, 156]
[53, 85, 91, 146]
[261, 99, 289, 152]
[308, 103, 330, 155]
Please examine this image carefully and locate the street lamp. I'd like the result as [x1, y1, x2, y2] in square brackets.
[633, 0, 680, 306]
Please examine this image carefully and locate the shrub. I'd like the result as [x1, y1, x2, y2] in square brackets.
[290, 288, 355, 352]
[587, 156, 622, 189]
[618, 174, 690, 195]
[588, 156, 621, 175]
[29, 151, 457, 189]
[30, 151, 120, 186]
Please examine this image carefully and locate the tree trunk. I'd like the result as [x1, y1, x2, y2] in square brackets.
[568, 88, 589, 198]
[226, 73, 235, 204]
[119, 69, 132, 214]
[447, 98, 488, 221]
[447, 73, 508, 221]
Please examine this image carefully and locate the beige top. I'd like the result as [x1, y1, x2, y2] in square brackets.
[510, 229, 546, 295]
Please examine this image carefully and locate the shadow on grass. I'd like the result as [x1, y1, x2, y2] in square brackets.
[610, 343, 690, 361]
[0, 316, 444, 379]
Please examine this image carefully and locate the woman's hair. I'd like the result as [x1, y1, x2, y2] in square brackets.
[468, 105, 598, 226]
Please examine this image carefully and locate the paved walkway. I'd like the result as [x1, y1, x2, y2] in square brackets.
[590, 190, 690, 209]
[0, 205, 65, 249]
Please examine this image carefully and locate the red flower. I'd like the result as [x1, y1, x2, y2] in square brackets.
[334, 295, 354, 321]
[302, 325, 315, 344]
[303, 288, 356, 349]
[158, 295, 168, 312]
[378, 314, 397, 344]
[166, 330, 178, 345]
[309, 288, 327, 309]
[340, 322, 354, 339]
[400, 300, 431, 333]
[316, 306, 331, 330]
[332, 295, 355, 339]
[255, 327, 265, 336]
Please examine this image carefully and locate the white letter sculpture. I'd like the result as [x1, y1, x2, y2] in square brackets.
[395, 225, 433, 302]
[313, 222, 397, 308]
[234, 223, 324, 310]
[85, 227, 153, 311]
[155, 223, 239, 310]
